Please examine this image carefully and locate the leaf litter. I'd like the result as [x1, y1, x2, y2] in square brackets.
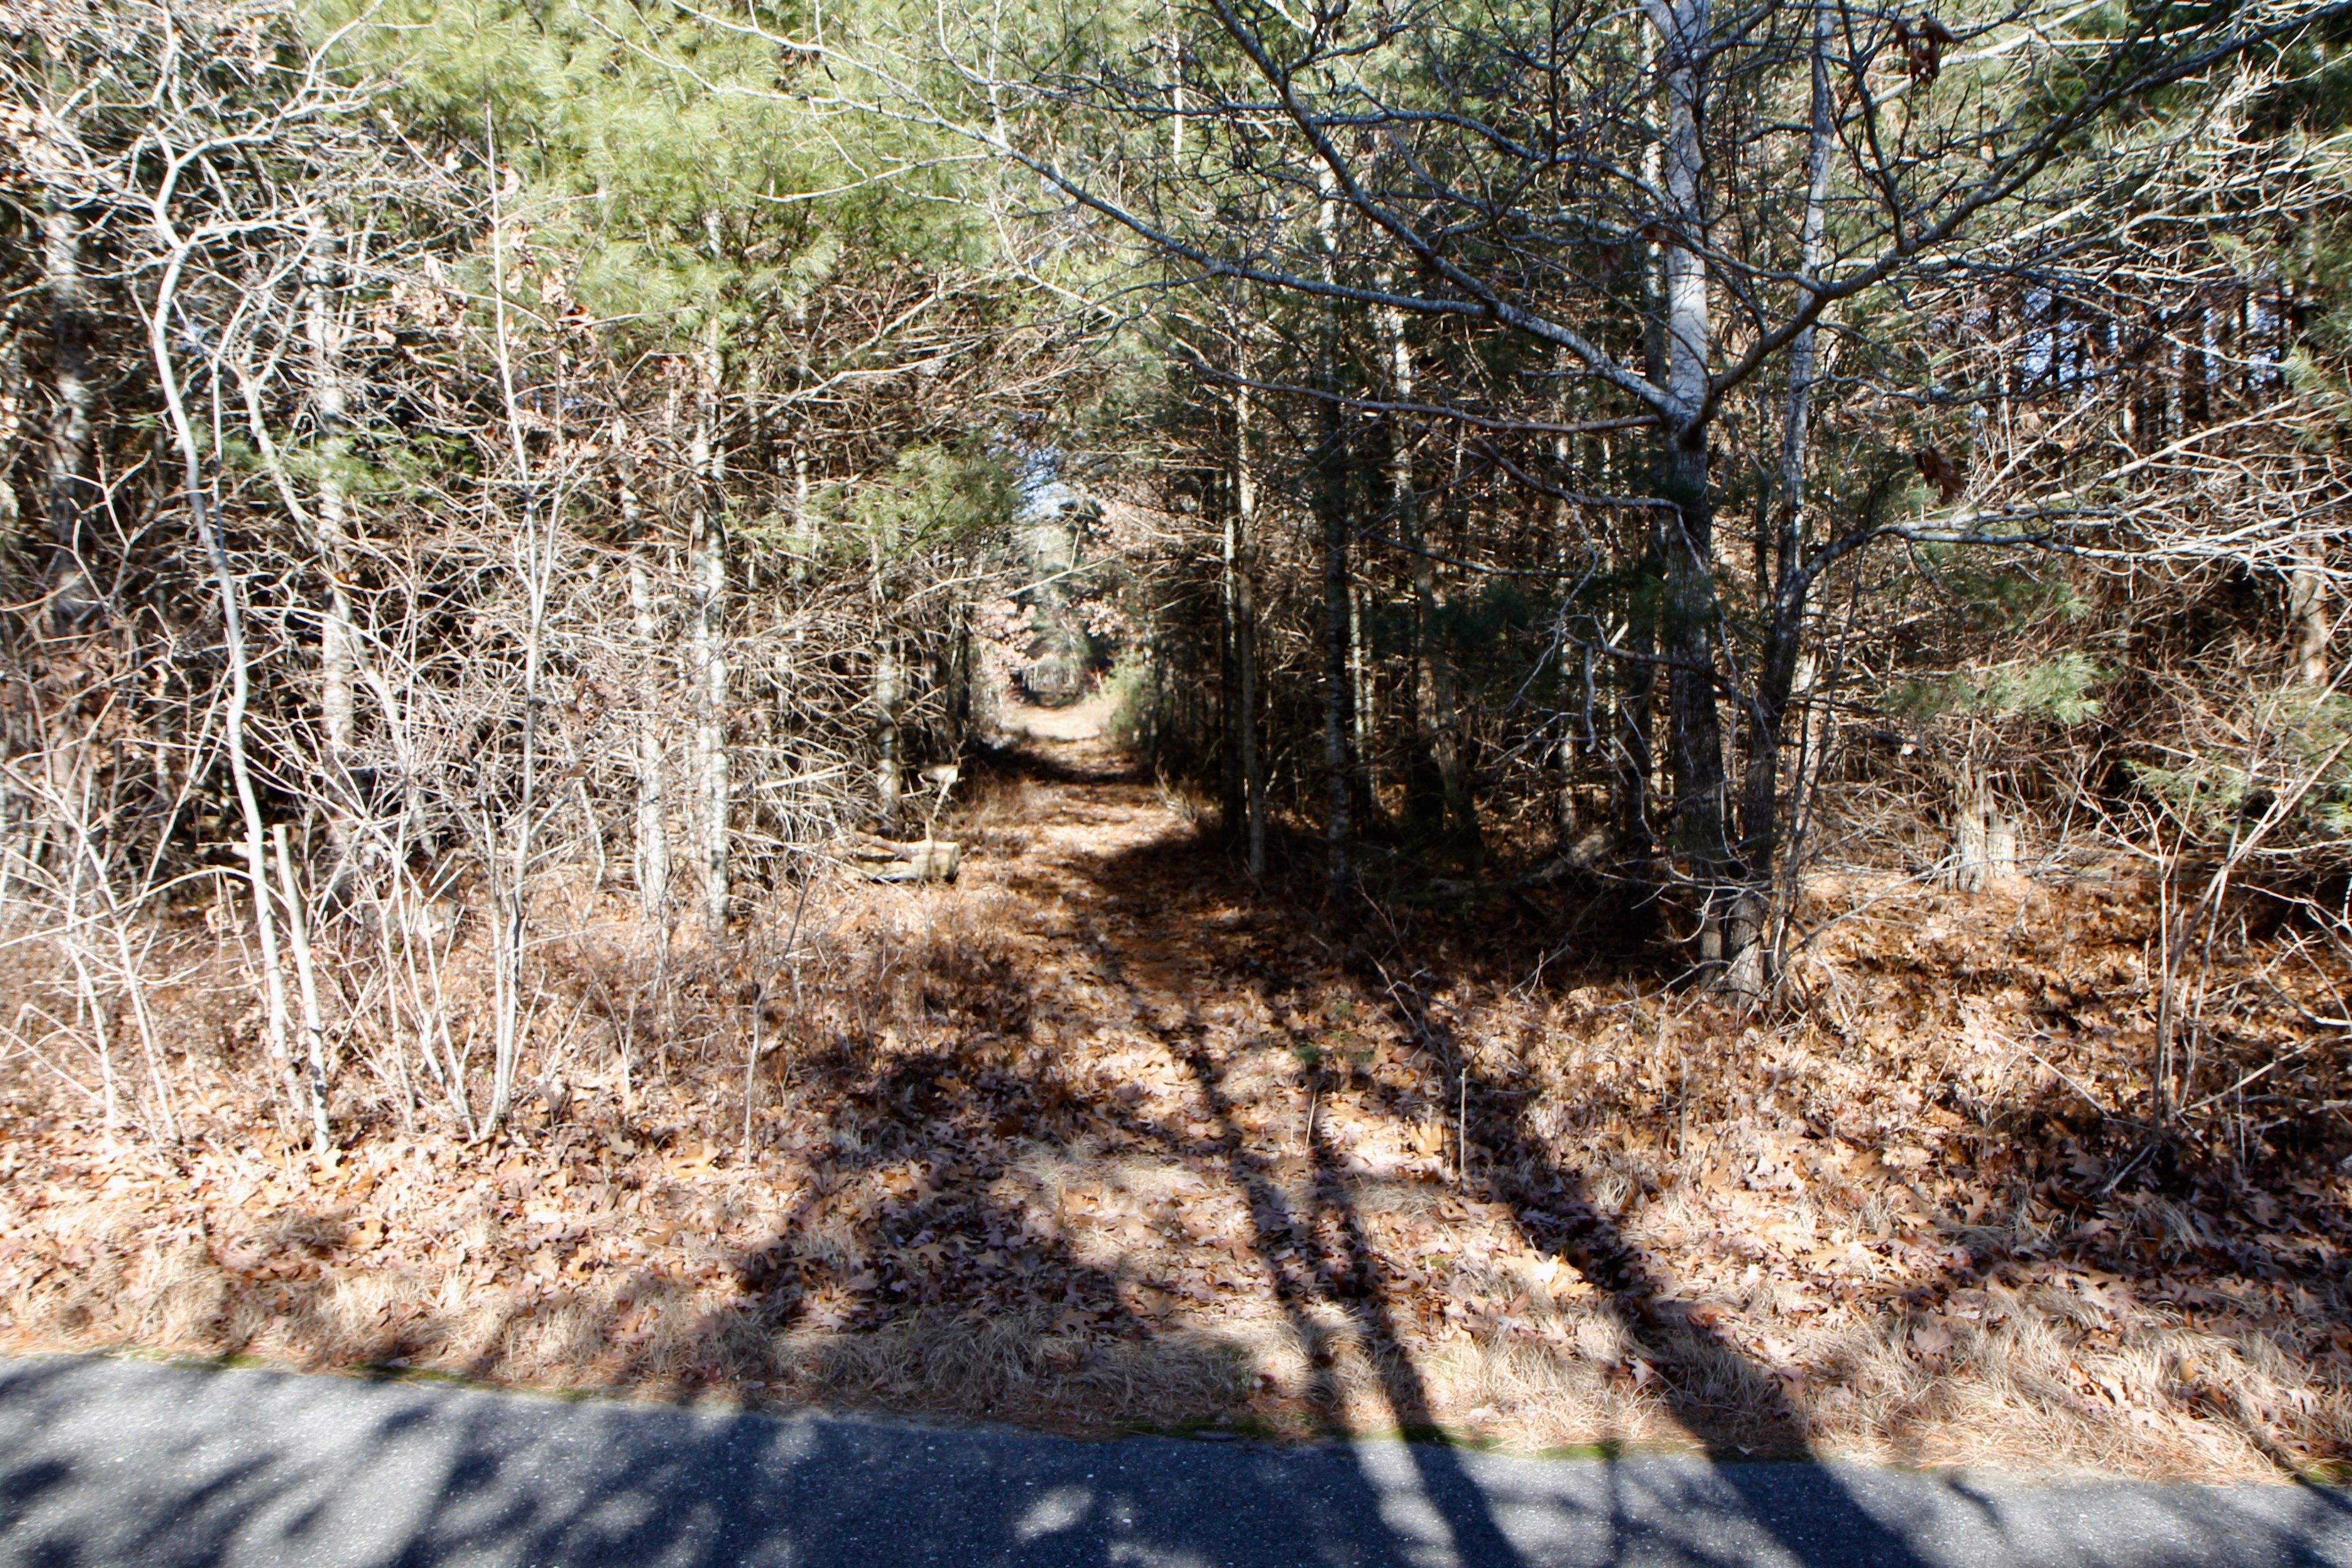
[0, 732, 2347, 1483]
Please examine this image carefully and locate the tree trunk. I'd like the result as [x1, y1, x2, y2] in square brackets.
[1723, 0, 1835, 997]
[2163, 322, 2185, 441]
[43, 200, 98, 632]
[1637, 0, 1735, 960]
[2290, 553, 2331, 685]
[486, 184, 548, 1131]
[622, 425, 673, 929]
[949, 597, 974, 733]
[1320, 411, 1354, 897]
[1663, 437, 1729, 895]
[1550, 360, 1584, 847]
[302, 219, 362, 892]
[1316, 165, 1352, 895]
[1385, 296, 1472, 865]
[1231, 382, 1265, 875]
[1555, 720, 1581, 845]
[872, 504, 905, 836]
[1949, 755, 2019, 893]
[0, 313, 23, 539]
[273, 824, 333, 1151]
[789, 442, 816, 581]
[1783, 650, 1834, 867]
[875, 632, 903, 835]
[149, 244, 304, 1138]
[691, 521, 730, 932]
[1405, 484, 1440, 860]
[690, 323, 730, 935]
[1617, 519, 1662, 864]
[1220, 467, 1243, 832]
[1350, 578, 1373, 812]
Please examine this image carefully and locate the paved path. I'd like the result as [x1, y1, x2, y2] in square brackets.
[2, 1356, 2348, 1566]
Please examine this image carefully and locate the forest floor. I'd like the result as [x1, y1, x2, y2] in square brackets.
[1, 702, 2348, 1484]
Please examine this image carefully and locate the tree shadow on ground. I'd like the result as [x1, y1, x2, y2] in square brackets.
[17, 741, 2348, 1564]
[1004, 731, 2352, 1440]
[1048, 752, 2352, 1478]
[1044, 810, 1937, 1567]
[484, 748, 1950, 1562]
[6, 1351, 2346, 1567]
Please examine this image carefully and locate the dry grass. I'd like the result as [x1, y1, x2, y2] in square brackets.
[0, 750, 2346, 1483]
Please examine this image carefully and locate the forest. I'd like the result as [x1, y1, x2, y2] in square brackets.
[2, 0, 2350, 1482]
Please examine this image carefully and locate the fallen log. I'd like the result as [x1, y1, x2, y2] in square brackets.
[837, 834, 963, 883]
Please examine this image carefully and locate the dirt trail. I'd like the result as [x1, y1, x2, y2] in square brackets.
[895, 706, 1684, 1451]
[974, 701, 1232, 1031]
[0, 698, 2340, 1484]
[856, 708, 2348, 1480]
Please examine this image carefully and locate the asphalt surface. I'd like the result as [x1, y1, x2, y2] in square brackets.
[0, 1354, 2347, 1566]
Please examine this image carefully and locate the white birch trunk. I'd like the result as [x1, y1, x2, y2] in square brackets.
[303, 223, 356, 763]
[273, 824, 332, 1150]
[875, 627, 903, 835]
[486, 160, 547, 1129]
[690, 321, 731, 935]
[302, 221, 363, 892]
[617, 433, 672, 925]
[628, 554, 671, 924]
[43, 199, 97, 630]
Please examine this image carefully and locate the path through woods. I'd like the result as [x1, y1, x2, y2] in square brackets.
[1, 703, 2345, 1482]
[11, 0, 2352, 1506]
[872, 702, 1846, 1463]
